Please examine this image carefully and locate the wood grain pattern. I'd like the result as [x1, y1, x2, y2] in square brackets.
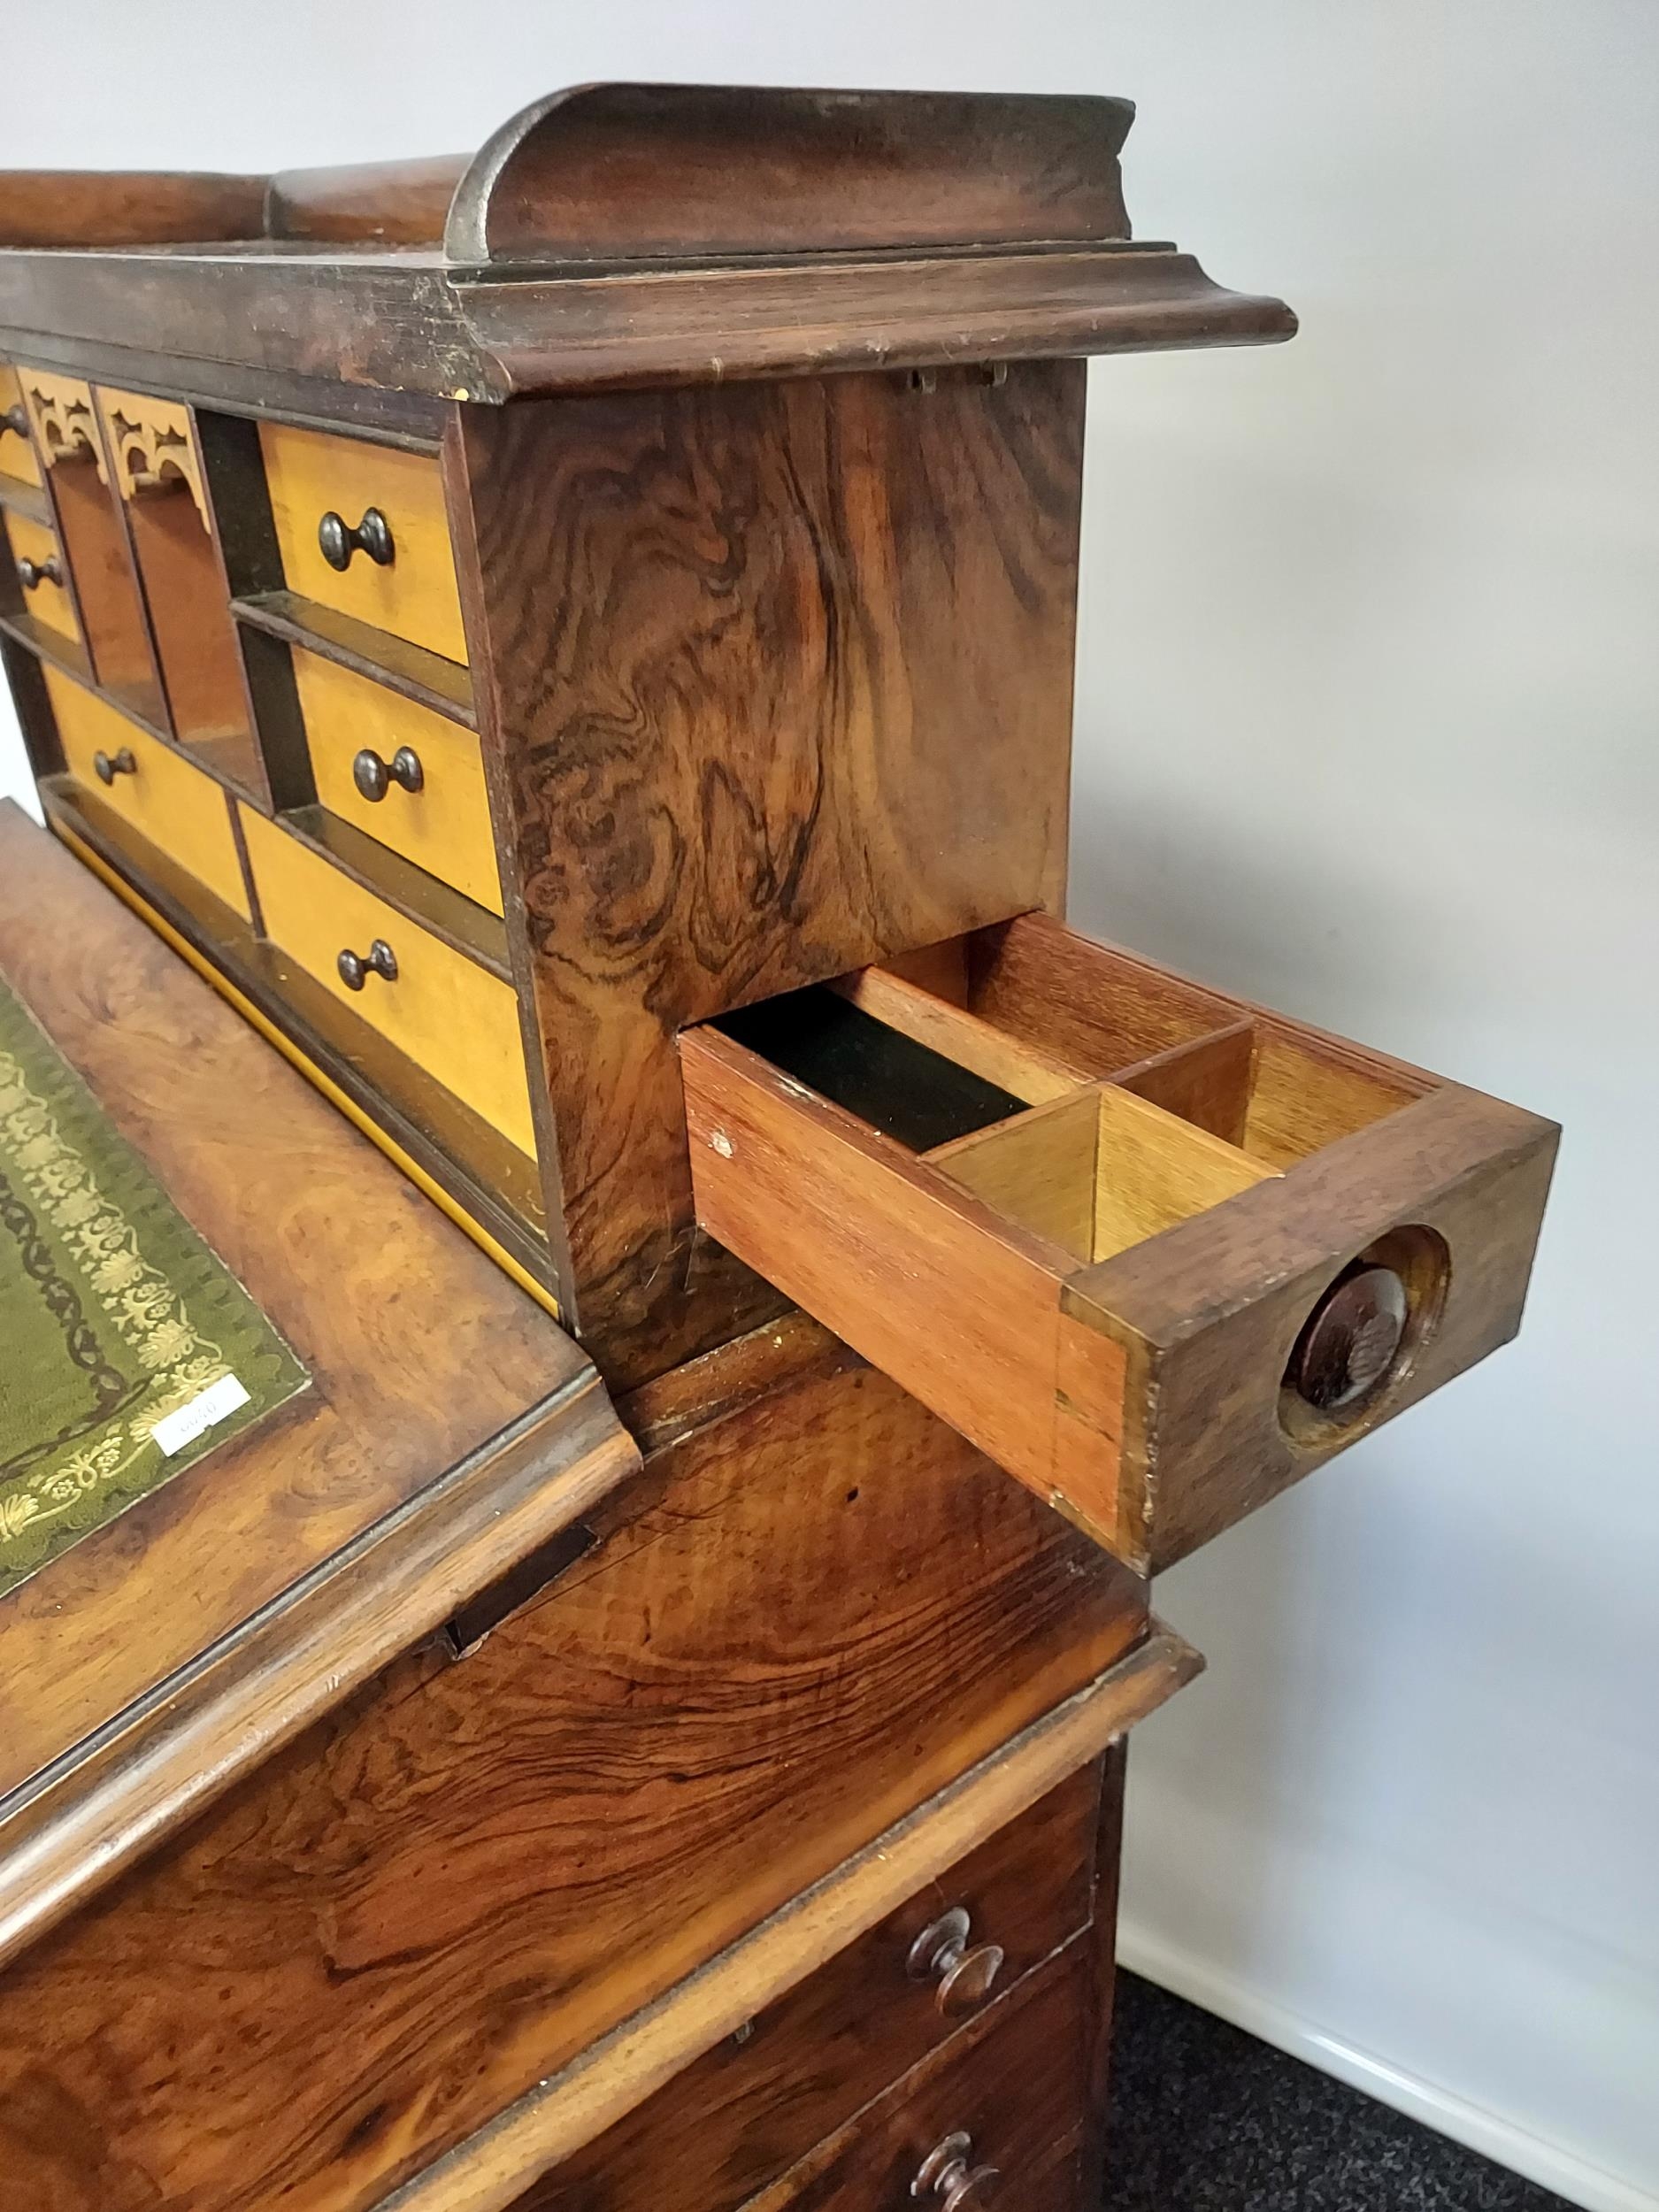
[239, 803, 535, 1156]
[41, 415, 167, 721]
[680, 1024, 1130, 1551]
[449, 363, 1085, 1379]
[447, 83, 1133, 264]
[294, 646, 502, 913]
[738, 1939, 1090, 2212]
[1066, 1080, 1561, 1570]
[520, 1767, 1102, 2212]
[261, 422, 467, 664]
[0, 802, 603, 1820]
[0, 1350, 1152, 2212]
[46, 664, 250, 917]
[0, 172, 266, 249]
[832, 964, 1085, 1104]
[267, 156, 467, 245]
[380, 1632, 1193, 2212]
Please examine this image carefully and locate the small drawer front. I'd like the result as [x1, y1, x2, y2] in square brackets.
[8, 513, 80, 646]
[46, 665, 250, 920]
[0, 364, 42, 488]
[683, 913, 1558, 1577]
[740, 1939, 1089, 2212]
[523, 1764, 1101, 2212]
[238, 803, 534, 1156]
[259, 424, 467, 664]
[293, 649, 503, 915]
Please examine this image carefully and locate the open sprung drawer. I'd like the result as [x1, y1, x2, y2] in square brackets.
[680, 914, 1557, 1576]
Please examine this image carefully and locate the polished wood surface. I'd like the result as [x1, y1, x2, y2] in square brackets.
[0, 802, 604, 1832]
[452, 360, 1085, 1380]
[261, 421, 468, 663]
[294, 645, 503, 912]
[447, 83, 1133, 264]
[46, 664, 250, 917]
[238, 801, 536, 1155]
[519, 1766, 1102, 2212]
[0, 172, 267, 249]
[0, 1335, 1156, 2212]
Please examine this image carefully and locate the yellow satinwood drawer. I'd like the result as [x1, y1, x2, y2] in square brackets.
[47, 665, 250, 921]
[0, 364, 42, 489]
[9, 513, 80, 647]
[259, 424, 467, 665]
[293, 649, 502, 915]
[238, 804, 534, 1156]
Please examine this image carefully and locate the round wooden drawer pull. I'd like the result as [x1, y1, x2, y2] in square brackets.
[1288, 1263, 1409, 1412]
[351, 745, 424, 803]
[336, 939, 398, 991]
[2, 404, 27, 438]
[906, 1907, 1005, 2016]
[18, 555, 63, 591]
[93, 748, 137, 785]
[318, 506, 395, 571]
[911, 2131, 1000, 2208]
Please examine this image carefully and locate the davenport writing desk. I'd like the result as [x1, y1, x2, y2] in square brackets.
[0, 85, 1555, 2212]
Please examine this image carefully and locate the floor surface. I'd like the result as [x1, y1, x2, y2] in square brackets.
[1107, 1972, 1578, 2210]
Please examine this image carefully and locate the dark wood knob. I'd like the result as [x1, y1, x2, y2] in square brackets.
[351, 745, 424, 803]
[911, 2131, 1000, 2209]
[2, 404, 27, 439]
[336, 938, 398, 991]
[17, 555, 63, 591]
[318, 506, 395, 572]
[907, 1908, 1005, 2017]
[93, 747, 137, 786]
[1288, 1263, 1409, 1412]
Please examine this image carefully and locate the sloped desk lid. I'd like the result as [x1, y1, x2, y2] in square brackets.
[0, 82, 1294, 402]
[0, 801, 639, 1970]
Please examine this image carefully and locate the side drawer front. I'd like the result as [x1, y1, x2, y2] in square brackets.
[0, 364, 42, 488]
[293, 649, 503, 914]
[258, 424, 467, 664]
[7, 513, 80, 645]
[46, 667, 250, 920]
[237, 804, 535, 1156]
[524, 1764, 1102, 2212]
[741, 1940, 1090, 2212]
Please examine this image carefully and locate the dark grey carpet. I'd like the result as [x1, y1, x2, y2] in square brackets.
[1107, 1972, 1577, 2211]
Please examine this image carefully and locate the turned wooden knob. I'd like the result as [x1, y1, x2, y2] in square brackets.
[93, 747, 137, 785]
[906, 1908, 1005, 2016]
[352, 744, 423, 803]
[2, 403, 27, 438]
[336, 939, 398, 991]
[17, 555, 62, 591]
[911, 2131, 1000, 2208]
[1288, 1263, 1409, 1412]
[318, 506, 395, 571]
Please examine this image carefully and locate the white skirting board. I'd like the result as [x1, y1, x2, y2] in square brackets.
[1117, 1925, 1656, 2212]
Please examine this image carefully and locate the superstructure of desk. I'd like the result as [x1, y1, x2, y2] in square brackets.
[0, 85, 1556, 2212]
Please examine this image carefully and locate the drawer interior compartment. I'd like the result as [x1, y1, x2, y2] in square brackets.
[682, 914, 1558, 1573]
[258, 423, 467, 665]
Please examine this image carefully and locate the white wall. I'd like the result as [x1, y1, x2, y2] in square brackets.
[4, 7, 1655, 2206]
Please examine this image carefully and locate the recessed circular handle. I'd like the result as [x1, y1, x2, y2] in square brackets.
[17, 555, 62, 591]
[336, 938, 398, 991]
[351, 745, 424, 803]
[1288, 1263, 1409, 1412]
[906, 1908, 1005, 2017]
[318, 506, 395, 572]
[911, 2131, 1000, 2209]
[2, 404, 27, 439]
[93, 747, 137, 786]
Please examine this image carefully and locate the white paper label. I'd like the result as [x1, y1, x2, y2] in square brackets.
[151, 1372, 251, 1457]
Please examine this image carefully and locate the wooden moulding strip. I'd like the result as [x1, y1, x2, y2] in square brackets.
[50, 819, 562, 1318]
[370, 1621, 1202, 2212]
[0, 1377, 637, 1975]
